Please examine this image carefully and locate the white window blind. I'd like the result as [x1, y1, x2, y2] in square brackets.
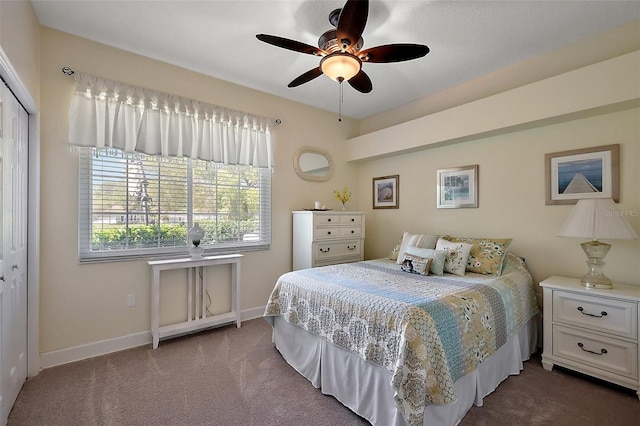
[78, 148, 271, 262]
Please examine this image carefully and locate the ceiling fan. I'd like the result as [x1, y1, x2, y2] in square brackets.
[256, 0, 430, 94]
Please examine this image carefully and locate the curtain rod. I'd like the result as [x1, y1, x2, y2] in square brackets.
[60, 66, 282, 125]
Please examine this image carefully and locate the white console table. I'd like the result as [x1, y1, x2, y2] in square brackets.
[148, 254, 242, 349]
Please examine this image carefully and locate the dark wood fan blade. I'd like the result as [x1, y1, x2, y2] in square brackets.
[336, 0, 368, 50]
[288, 67, 324, 88]
[256, 34, 321, 56]
[359, 44, 430, 63]
[348, 70, 372, 93]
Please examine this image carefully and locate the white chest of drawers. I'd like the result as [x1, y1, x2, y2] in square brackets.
[292, 210, 365, 270]
[540, 276, 640, 399]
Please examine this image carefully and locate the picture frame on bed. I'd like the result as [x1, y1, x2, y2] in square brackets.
[437, 165, 478, 209]
[545, 144, 619, 205]
[372, 175, 399, 209]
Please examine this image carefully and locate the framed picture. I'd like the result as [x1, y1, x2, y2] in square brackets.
[372, 175, 399, 209]
[545, 144, 619, 205]
[437, 165, 478, 209]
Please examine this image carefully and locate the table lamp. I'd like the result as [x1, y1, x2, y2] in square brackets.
[558, 198, 638, 289]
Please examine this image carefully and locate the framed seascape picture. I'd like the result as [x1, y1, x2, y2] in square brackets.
[372, 175, 399, 209]
[437, 165, 478, 209]
[545, 144, 619, 205]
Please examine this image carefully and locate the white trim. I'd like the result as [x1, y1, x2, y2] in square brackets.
[40, 306, 267, 369]
[0, 46, 41, 377]
[40, 331, 152, 369]
[0, 48, 37, 112]
[241, 305, 266, 321]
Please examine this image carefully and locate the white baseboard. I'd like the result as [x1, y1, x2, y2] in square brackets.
[40, 306, 267, 370]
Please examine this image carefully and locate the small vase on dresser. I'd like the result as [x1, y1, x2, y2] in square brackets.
[292, 210, 365, 270]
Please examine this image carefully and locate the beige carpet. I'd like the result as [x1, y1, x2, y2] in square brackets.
[9, 318, 640, 425]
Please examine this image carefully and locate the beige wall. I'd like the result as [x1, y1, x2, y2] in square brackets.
[38, 27, 359, 353]
[0, 0, 40, 104]
[355, 106, 639, 289]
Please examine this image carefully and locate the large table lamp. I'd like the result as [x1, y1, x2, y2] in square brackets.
[558, 198, 638, 289]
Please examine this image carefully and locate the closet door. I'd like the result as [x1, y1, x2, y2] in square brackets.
[0, 84, 28, 425]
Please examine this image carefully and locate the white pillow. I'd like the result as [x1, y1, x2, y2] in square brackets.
[435, 238, 473, 276]
[405, 246, 447, 275]
[395, 232, 439, 264]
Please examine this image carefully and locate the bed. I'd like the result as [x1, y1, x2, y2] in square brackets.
[264, 246, 540, 426]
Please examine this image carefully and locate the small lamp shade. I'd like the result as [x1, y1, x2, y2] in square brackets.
[558, 198, 638, 289]
[558, 198, 638, 240]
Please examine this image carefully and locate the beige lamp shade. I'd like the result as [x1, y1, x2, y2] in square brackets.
[558, 198, 637, 289]
[558, 198, 638, 240]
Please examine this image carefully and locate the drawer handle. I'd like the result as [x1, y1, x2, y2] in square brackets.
[327, 231, 331, 235]
[351, 218, 355, 222]
[577, 306, 607, 318]
[320, 248, 330, 253]
[327, 218, 332, 222]
[351, 230, 355, 234]
[577, 342, 608, 356]
[347, 245, 356, 250]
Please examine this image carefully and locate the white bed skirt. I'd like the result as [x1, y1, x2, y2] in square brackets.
[269, 315, 539, 426]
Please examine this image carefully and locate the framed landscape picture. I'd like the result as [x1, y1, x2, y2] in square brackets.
[437, 165, 478, 209]
[545, 144, 619, 205]
[372, 175, 399, 209]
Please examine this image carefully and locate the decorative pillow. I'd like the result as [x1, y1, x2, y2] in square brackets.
[400, 253, 433, 276]
[389, 238, 402, 261]
[449, 236, 512, 275]
[435, 238, 473, 276]
[395, 232, 439, 264]
[405, 246, 447, 275]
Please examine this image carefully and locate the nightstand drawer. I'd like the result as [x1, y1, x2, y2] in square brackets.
[552, 290, 637, 339]
[553, 325, 638, 379]
[316, 240, 361, 260]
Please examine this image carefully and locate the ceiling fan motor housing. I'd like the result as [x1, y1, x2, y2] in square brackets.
[319, 29, 363, 54]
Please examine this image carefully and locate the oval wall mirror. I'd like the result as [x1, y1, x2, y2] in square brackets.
[293, 146, 334, 182]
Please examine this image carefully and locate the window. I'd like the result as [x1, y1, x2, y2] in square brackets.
[78, 148, 271, 262]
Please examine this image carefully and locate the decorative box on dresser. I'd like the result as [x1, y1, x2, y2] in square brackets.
[292, 210, 365, 270]
[540, 276, 640, 399]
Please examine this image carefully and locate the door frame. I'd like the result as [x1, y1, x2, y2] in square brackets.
[0, 47, 40, 376]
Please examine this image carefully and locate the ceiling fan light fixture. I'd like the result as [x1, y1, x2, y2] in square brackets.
[320, 52, 361, 82]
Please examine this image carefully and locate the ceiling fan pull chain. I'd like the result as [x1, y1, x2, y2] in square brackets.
[338, 80, 343, 122]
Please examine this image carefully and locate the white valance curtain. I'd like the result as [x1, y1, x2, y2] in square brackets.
[68, 72, 274, 168]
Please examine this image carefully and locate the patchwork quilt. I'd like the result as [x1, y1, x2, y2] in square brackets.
[264, 252, 539, 426]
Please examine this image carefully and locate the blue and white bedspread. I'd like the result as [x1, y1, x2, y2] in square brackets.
[264, 253, 540, 426]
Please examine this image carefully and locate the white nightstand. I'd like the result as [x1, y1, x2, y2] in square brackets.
[540, 276, 640, 400]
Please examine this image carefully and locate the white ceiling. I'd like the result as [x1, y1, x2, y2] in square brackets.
[31, 0, 640, 119]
